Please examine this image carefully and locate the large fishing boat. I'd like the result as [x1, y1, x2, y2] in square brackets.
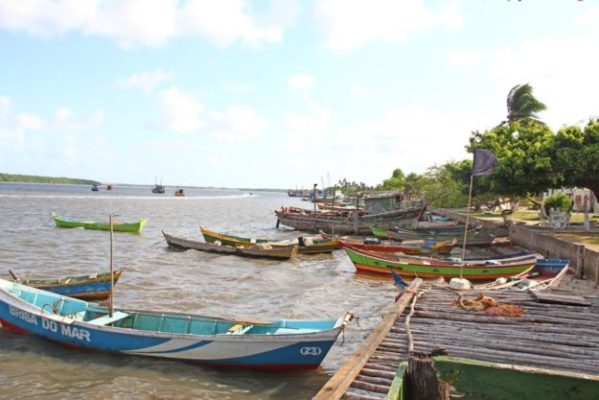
[275, 191, 426, 234]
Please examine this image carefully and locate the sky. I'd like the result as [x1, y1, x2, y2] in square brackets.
[0, 0, 598, 189]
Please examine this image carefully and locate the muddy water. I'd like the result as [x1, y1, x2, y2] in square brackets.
[0, 183, 398, 399]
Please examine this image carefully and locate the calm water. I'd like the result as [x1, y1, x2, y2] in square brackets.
[0, 183, 398, 399]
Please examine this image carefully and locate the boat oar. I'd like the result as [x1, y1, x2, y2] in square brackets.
[8, 269, 20, 281]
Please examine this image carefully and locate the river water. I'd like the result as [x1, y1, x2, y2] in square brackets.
[0, 183, 399, 400]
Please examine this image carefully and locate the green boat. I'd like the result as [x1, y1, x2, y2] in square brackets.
[52, 212, 147, 233]
[344, 245, 536, 280]
[200, 226, 340, 254]
[389, 356, 599, 400]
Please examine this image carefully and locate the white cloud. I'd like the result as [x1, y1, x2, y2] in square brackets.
[0, 0, 284, 48]
[15, 113, 45, 130]
[288, 73, 315, 92]
[158, 86, 203, 133]
[315, 0, 462, 53]
[180, 0, 282, 48]
[283, 101, 330, 150]
[117, 69, 171, 93]
[207, 105, 266, 143]
[350, 84, 375, 101]
[448, 13, 599, 130]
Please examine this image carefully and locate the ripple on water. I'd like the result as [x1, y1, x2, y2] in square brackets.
[0, 185, 397, 399]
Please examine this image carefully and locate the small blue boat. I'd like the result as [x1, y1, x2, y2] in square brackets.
[0, 279, 352, 370]
[8, 269, 123, 300]
[534, 259, 570, 277]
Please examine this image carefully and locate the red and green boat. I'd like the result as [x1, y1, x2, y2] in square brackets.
[343, 245, 536, 280]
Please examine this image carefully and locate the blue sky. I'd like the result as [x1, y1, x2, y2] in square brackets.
[0, 0, 597, 189]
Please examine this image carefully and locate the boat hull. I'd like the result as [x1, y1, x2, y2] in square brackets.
[275, 205, 425, 234]
[52, 212, 147, 233]
[163, 231, 297, 259]
[0, 280, 349, 370]
[344, 246, 535, 280]
[17, 270, 123, 300]
[200, 227, 339, 254]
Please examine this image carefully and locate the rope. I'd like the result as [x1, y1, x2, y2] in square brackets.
[406, 288, 426, 353]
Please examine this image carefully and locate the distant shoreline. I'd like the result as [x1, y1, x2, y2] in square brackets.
[0, 174, 288, 193]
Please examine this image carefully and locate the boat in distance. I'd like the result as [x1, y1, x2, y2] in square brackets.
[0, 279, 353, 370]
[200, 226, 340, 254]
[8, 269, 124, 300]
[163, 231, 298, 259]
[52, 212, 147, 233]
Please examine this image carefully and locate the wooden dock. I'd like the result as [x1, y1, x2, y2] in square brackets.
[314, 279, 599, 399]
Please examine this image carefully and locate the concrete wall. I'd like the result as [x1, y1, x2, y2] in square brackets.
[510, 224, 598, 284]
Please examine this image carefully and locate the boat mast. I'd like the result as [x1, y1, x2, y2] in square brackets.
[109, 214, 114, 318]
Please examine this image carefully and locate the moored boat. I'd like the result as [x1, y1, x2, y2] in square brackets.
[8, 269, 123, 300]
[343, 245, 536, 280]
[163, 231, 298, 260]
[391, 356, 599, 400]
[200, 226, 340, 254]
[0, 279, 352, 370]
[371, 226, 510, 247]
[52, 212, 147, 233]
[276, 191, 426, 234]
[319, 232, 456, 255]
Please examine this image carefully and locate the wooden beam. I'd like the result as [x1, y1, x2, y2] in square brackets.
[313, 279, 422, 400]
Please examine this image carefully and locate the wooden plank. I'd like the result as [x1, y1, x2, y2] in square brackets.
[313, 279, 422, 400]
[532, 292, 591, 306]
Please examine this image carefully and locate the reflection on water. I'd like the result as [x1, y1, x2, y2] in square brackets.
[0, 183, 397, 399]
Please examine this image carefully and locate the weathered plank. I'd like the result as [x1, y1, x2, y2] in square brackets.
[313, 279, 422, 400]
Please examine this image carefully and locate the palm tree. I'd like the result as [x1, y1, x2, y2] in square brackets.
[506, 83, 547, 122]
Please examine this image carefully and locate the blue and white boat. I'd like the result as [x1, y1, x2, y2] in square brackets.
[0, 278, 352, 370]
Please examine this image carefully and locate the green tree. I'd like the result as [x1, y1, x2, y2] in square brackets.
[380, 168, 405, 191]
[506, 83, 547, 123]
[468, 120, 558, 201]
[552, 119, 599, 199]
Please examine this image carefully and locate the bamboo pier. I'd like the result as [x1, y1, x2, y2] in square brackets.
[314, 279, 599, 399]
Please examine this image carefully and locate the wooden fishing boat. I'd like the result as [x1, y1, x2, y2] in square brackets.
[8, 269, 123, 300]
[371, 226, 510, 246]
[162, 231, 298, 260]
[174, 189, 185, 197]
[275, 204, 425, 234]
[475, 259, 570, 291]
[200, 226, 340, 254]
[343, 245, 536, 280]
[0, 279, 352, 370]
[391, 356, 599, 400]
[319, 232, 456, 255]
[52, 212, 147, 233]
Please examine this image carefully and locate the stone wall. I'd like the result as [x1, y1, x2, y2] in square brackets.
[510, 224, 598, 284]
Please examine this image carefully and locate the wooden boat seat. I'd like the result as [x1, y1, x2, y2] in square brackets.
[227, 324, 254, 335]
[87, 311, 129, 325]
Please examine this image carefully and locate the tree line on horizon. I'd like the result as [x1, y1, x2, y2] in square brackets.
[0, 173, 100, 185]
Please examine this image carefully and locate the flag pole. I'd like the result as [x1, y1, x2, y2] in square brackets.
[109, 214, 114, 318]
[460, 174, 474, 278]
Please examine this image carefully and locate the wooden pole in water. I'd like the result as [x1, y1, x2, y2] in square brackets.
[460, 174, 474, 278]
[109, 214, 114, 318]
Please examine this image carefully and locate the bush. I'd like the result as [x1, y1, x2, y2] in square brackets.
[544, 193, 572, 215]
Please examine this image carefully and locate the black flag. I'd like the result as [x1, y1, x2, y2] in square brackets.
[472, 149, 497, 176]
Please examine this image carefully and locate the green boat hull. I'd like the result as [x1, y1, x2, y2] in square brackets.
[389, 357, 599, 400]
[344, 247, 534, 280]
[52, 212, 147, 233]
